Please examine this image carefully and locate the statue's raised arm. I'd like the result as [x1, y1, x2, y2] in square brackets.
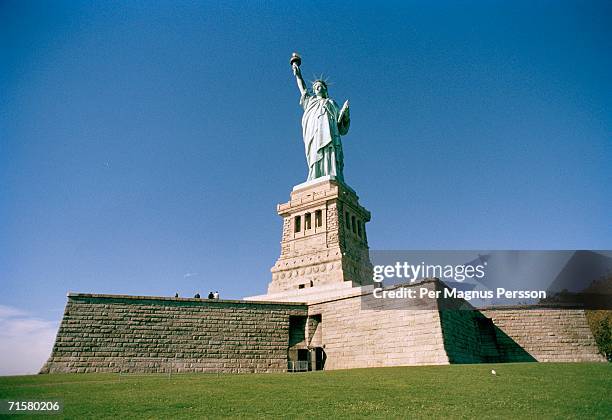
[292, 62, 307, 96]
[289, 53, 350, 182]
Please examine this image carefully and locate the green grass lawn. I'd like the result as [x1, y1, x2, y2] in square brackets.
[0, 363, 610, 419]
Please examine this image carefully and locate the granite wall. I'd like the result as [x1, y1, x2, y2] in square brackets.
[306, 280, 605, 369]
[480, 307, 605, 362]
[42, 284, 606, 375]
[41, 293, 307, 374]
[307, 281, 450, 369]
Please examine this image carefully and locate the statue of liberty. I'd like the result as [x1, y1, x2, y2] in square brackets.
[290, 53, 350, 182]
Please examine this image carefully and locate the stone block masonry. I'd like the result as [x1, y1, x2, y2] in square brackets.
[481, 307, 605, 363]
[306, 280, 606, 369]
[269, 178, 373, 294]
[41, 282, 606, 375]
[308, 281, 451, 370]
[41, 293, 307, 374]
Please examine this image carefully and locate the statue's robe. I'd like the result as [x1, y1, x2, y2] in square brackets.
[300, 91, 350, 181]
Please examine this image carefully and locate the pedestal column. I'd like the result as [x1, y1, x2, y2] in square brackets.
[268, 176, 373, 294]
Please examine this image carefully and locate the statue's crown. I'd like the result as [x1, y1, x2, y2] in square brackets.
[312, 79, 328, 89]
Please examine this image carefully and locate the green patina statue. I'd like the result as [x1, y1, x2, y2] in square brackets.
[291, 53, 350, 182]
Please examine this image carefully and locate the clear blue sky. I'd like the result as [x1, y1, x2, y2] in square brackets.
[1, 1, 611, 325]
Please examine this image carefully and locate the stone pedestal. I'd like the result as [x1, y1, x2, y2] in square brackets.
[267, 176, 373, 294]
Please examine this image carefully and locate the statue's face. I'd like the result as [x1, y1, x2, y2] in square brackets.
[313, 82, 328, 98]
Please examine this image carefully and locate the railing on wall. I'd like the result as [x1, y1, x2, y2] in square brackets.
[287, 360, 310, 372]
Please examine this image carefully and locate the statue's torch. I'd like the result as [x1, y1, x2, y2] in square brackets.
[290, 52, 302, 69]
